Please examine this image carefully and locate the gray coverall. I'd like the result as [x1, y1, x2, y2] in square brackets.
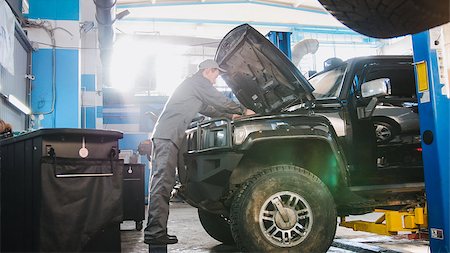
[144, 71, 245, 241]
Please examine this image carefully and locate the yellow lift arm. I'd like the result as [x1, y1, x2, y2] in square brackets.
[340, 207, 427, 236]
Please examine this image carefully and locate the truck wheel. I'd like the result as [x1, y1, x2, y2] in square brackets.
[374, 121, 396, 143]
[198, 209, 235, 245]
[230, 165, 336, 252]
[318, 0, 450, 38]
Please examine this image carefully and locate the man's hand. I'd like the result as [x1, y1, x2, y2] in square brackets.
[245, 109, 256, 116]
[232, 114, 241, 120]
[232, 108, 256, 120]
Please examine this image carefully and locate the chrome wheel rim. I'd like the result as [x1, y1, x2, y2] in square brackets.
[375, 124, 391, 142]
[259, 191, 313, 247]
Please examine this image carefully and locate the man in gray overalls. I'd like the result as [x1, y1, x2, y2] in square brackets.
[144, 59, 254, 245]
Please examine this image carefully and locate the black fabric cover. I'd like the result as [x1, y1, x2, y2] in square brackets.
[39, 157, 123, 252]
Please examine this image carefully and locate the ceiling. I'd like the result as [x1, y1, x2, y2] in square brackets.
[115, 0, 350, 46]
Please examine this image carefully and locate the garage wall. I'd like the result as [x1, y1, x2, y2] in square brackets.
[80, 0, 103, 130]
[445, 23, 450, 97]
[26, 0, 79, 21]
[0, 28, 31, 131]
[26, 0, 81, 128]
[30, 48, 80, 128]
[378, 36, 413, 56]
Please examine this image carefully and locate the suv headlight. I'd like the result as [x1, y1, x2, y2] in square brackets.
[233, 127, 248, 145]
[233, 123, 276, 145]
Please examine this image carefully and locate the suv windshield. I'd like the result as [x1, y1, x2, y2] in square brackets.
[309, 63, 347, 99]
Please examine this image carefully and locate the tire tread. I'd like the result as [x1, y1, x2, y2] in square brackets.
[230, 165, 334, 252]
[318, 0, 449, 38]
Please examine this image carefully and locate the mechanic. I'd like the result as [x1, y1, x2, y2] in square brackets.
[144, 59, 255, 245]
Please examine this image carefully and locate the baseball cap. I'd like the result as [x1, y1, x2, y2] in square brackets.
[198, 59, 227, 73]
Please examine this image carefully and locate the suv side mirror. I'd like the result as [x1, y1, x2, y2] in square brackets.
[357, 78, 391, 119]
[361, 78, 391, 98]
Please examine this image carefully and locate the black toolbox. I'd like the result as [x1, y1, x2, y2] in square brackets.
[122, 163, 145, 230]
[0, 128, 124, 252]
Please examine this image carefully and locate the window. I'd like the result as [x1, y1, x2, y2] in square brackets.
[356, 61, 416, 102]
[308, 63, 347, 99]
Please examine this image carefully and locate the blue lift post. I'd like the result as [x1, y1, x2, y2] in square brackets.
[266, 31, 292, 59]
[412, 29, 450, 252]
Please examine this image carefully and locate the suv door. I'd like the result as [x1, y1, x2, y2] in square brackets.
[346, 58, 423, 186]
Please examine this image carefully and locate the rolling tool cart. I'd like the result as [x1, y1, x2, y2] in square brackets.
[122, 163, 145, 230]
[0, 128, 124, 252]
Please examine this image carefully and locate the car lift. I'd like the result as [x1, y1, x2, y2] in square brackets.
[338, 27, 450, 252]
[269, 27, 450, 252]
[411, 27, 450, 252]
[266, 31, 292, 59]
[340, 207, 428, 237]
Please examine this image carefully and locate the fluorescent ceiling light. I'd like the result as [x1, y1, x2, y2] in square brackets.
[7, 95, 31, 115]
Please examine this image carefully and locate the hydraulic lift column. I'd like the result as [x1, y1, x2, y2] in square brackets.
[412, 27, 450, 252]
[266, 31, 292, 59]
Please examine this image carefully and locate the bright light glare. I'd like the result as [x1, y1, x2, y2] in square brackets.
[155, 55, 186, 95]
[214, 76, 231, 92]
[110, 36, 189, 95]
[110, 37, 145, 89]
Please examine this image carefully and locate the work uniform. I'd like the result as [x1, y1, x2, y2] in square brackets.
[144, 71, 245, 241]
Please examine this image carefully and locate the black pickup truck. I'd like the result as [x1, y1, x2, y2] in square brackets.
[177, 24, 424, 252]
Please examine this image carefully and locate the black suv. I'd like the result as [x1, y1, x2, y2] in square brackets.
[177, 24, 424, 252]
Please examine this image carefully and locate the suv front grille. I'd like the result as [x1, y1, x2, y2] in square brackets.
[185, 119, 232, 152]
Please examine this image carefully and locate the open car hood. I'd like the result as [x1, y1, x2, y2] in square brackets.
[215, 24, 315, 114]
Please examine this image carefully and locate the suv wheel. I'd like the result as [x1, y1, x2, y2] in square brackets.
[230, 165, 336, 252]
[318, 0, 449, 38]
[374, 121, 397, 143]
[198, 209, 235, 245]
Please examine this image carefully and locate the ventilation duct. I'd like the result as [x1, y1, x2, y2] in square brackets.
[291, 39, 320, 67]
[94, 0, 129, 86]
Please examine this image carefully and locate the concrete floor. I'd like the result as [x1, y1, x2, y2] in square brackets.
[121, 203, 429, 253]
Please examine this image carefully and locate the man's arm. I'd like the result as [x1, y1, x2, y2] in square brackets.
[195, 82, 245, 115]
[199, 104, 233, 119]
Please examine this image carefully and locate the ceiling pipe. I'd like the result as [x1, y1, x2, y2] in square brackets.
[94, 0, 116, 86]
[94, 0, 134, 87]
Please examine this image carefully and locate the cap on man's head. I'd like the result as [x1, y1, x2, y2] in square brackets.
[198, 59, 227, 73]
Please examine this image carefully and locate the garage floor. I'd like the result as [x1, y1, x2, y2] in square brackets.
[121, 202, 429, 253]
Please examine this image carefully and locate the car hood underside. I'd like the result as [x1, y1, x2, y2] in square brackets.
[215, 24, 315, 114]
